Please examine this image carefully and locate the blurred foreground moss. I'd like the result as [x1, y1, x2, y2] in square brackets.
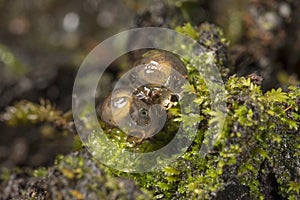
[0, 151, 151, 199]
[0, 23, 299, 199]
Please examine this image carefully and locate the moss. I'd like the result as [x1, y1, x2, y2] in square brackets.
[0, 99, 75, 133]
[176, 22, 199, 39]
[32, 167, 47, 178]
[0, 23, 299, 199]
[103, 24, 299, 199]
[0, 151, 152, 199]
[176, 23, 231, 81]
[0, 168, 11, 185]
[114, 75, 298, 199]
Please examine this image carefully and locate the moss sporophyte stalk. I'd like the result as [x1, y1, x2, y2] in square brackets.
[0, 23, 299, 199]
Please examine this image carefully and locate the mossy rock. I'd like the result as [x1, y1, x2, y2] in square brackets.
[0, 23, 299, 200]
[0, 151, 151, 200]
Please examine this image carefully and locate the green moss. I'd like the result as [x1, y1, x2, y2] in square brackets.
[177, 23, 230, 79]
[32, 167, 47, 178]
[176, 23, 199, 39]
[0, 151, 152, 199]
[0, 99, 75, 133]
[112, 73, 298, 199]
[100, 24, 299, 199]
[0, 168, 11, 184]
[1, 23, 299, 199]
